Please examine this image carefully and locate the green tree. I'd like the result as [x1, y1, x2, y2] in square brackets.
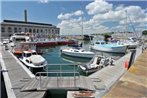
[104, 34, 111, 44]
[142, 30, 147, 35]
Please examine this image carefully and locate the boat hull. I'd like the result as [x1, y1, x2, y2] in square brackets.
[35, 42, 58, 47]
[19, 58, 46, 68]
[79, 65, 99, 74]
[91, 45, 127, 53]
[61, 50, 94, 58]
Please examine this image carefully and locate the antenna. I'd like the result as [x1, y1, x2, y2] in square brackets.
[125, 10, 128, 33]
[80, 3, 84, 40]
[125, 10, 138, 38]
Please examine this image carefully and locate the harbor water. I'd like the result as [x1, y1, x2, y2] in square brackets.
[37, 41, 125, 76]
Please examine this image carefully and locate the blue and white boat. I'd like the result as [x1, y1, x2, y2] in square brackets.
[91, 40, 127, 53]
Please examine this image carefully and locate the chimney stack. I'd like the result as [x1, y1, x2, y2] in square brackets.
[24, 9, 27, 22]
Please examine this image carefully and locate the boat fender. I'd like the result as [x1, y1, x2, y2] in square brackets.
[124, 60, 129, 69]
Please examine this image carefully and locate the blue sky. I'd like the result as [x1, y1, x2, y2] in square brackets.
[1, 0, 147, 35]
[1, 1, 91, 25]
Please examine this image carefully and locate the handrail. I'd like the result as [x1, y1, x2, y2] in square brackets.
[35, 63, 80, 89]
[35, 71, 80, 89]
[43, 63, 80, 73]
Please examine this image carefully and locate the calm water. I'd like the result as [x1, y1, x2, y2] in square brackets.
[37, 41, 125, 76]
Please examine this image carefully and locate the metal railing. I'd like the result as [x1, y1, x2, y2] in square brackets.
[35, 63, 80, 89]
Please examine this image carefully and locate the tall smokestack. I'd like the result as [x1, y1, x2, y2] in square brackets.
[24, 9, 27, 22]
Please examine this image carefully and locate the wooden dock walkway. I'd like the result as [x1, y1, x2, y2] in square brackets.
[21, 76, 95, 91]
[103, 49, 147, 98]
[0, 46, 46, 98]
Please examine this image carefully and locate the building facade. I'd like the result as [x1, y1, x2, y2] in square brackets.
[1, 20, 60, 38]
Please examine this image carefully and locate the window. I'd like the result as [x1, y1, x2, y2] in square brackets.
[33, 29, 36, 33]
[19, 28, 22, 32]
[45, 29, 47, 32]
[2, 27, 5, 32]
[25, 28, 28, 32]
[26, 59, 30, 63]
[101, 42, 105, 44]
[29, 29, 32, 33]
[14, 27, 17, 33]
[37, 29, 39, 33]
[52, 29, 54, 33]
[8, 27, 12, 33]
[96, 42, 100, 44]
[40, 29, 43, 32]
[48, 29, 50, 33]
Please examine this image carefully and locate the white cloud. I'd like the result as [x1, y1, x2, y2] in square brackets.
[115, 4, 124, 11]
[57, 13, 73, 20]
[57, 10, 83, 20]
[39, 0, 48, 3]
[57, 0, 147, 35]
[86, 0, 112, 15]
[74, 10, 83, 16]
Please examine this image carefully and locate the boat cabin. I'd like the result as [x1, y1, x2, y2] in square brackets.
[94, 40, 106, 45]
[22, 50, 37, 57]
[10, 33, 31, 43]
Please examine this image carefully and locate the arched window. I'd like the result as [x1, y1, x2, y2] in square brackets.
[14, 27, 17, 33]
[37, 29, 39, 33]
[8, 27, 12, 33]
[33, 29, 36, 33]
[19, 28, 22, 32]
[48, 29, 50, 33]
[2, 27, 5, 32]
[25, 28, 28, 32]
[29, 29, 32, 33]
[52, 29, 54, 33]
[40, 29, 43, 32]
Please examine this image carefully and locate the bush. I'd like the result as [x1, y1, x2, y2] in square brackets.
[142, 30, 147, 35]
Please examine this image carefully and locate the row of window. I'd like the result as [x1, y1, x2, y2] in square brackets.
[1, 27, 59, 33]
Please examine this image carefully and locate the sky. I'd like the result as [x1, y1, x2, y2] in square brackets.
[1, 0, 147, 35]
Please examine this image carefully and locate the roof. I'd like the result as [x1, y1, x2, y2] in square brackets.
[3, 20, 53, 26]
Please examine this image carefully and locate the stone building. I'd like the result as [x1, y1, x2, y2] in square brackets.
[1, 20, 60, 38]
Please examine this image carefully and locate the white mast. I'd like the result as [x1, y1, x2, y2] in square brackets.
[125, 10, 128, 33]
[80, 3, 84, 40]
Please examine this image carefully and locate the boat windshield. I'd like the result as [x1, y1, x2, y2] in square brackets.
[95, 42, 100, 44]
[15, 38, 26, 42]
[101, 42, 105, 44]
[32, 52, 37, 55]
[25, 53, 32, 57]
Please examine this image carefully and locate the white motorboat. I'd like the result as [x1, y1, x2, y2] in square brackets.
[19, 50, 47, 68]
[121, 37, 139, 49]
[61, 47, 94, 59]
[79, 55, 114, 73]
[10, 33, 31, 43]
[91, 40, 127, 53]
